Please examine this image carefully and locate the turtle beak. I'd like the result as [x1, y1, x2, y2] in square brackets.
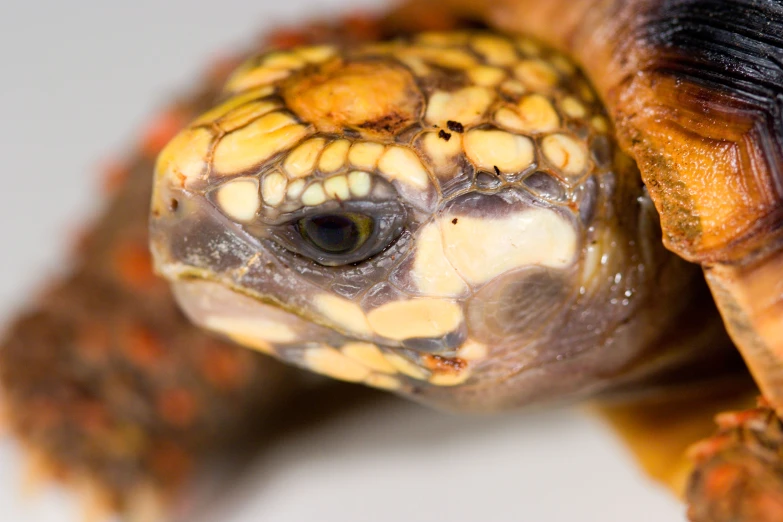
[149, 185, 200, 282]
[149, 182, 252, 283]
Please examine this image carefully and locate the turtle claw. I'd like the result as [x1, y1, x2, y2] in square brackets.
[687, 398, 783, 522]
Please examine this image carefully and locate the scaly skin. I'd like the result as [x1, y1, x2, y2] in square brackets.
[687, 399, 783, 522]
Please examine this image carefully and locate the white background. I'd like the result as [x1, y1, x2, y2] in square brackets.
[0, 1, 684, 520]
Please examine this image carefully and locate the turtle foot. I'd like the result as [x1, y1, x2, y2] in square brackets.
[686, 398, 783, 522]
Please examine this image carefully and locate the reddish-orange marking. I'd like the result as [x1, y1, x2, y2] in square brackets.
[704, 463, 743, 499]
[157, 388, 199, 428]
[687, 433, 734, 462]
[122, 325, 165, 369]
[422, 354, 467, 374]
[716, 408, 768, 430]
[112, 240, 159, 290]
[200, 345, 248, 392]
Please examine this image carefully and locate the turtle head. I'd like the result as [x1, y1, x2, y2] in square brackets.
[150, 32, 669, 410]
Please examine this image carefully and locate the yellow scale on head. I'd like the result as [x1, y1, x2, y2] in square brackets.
[152, 30, 613, 395]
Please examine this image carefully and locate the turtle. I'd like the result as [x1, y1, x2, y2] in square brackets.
[0, 1, 781, 521]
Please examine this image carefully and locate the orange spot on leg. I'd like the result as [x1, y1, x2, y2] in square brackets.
[704, 463, 743, 498]
[687, 433, 734, 462]
[200, 345, 248, 392]
[112, 241, 159, 290]
[122, 325, 165, 369]
[157, 389, 199, 428]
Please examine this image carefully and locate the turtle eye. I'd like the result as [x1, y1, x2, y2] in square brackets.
[297, 213, 373, 255]
[270, 201, 405, 266]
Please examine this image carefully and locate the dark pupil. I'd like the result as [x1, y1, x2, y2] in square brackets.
[301, 215, 361, 254]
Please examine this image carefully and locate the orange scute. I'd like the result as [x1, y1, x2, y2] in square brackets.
[283, 60, 423, 139]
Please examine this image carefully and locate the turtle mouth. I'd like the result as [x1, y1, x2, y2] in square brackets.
[170, 275, 362, 346]
[167, 276, 465, 389]
[169, 272, 455, 353]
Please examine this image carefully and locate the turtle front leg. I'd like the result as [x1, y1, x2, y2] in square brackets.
[687, 398, 783, 522]
[0, 140, 307, 514]
[602, 388, 783, 522]
[598, 379, 756, 496]
[1, 271, 301, 516]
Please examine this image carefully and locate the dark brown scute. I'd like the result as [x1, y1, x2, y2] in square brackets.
[643, 0, 783, 201]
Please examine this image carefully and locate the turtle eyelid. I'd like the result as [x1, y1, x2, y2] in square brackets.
[265, 200, 407, 267]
